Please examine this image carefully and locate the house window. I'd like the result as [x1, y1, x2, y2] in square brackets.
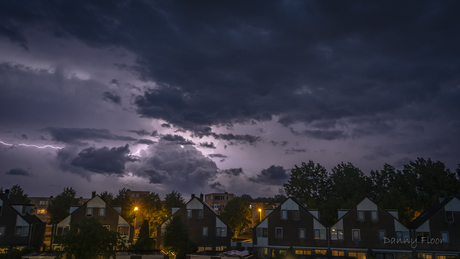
[418, 254, 432, 259]
[37, 208, 47, 215]
[187, 209, 192, 218]
[379, 231, 385, 242]
[99, 208, 105, 217]
[358, 210, 365, 221]
[299, 228, 306, 239]
[39, 200, 48, 206]
[216, 227, 227, 237]
[441, 232, 449, 243]
[275, 227, 283, 239]
[315, 250, 327, 255]
[202, 227, 208, 237]
[445, 211, 454, 222]
[197, 209, 203, 219]
[331, 228, 343, 240]
[352, 229, 360, 241]
[87, 208, 93, 217]
[349, 252, 366, 259]
[293, 210, 299, 220]
[371, 210, 378, 221]
[103, 225, 110, 230]
[257, 227, 268, 238]
[0, 226, 5, 238]
[417, 232, 430, 242]
[118, 226, 129, 235]
[314, 229, 326, 240]
[333, 251, 345, 256]
[281, 210, 287, 220]
[15, 226, 29, 236]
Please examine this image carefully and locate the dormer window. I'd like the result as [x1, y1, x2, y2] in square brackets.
[371, 210, 378, 221]
[86, 208, 93, 217]
[446, 211, 454, 222]
[281, 210, 287, 220]
[357, 210, 365, 221]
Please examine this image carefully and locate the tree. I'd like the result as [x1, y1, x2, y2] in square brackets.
[163, 214, 197, 259]
[56, 217, 124, 259]
[9, 184, 31, 204]
[220, 196, 252, 238]
[99, 191, 114, 204]
[132, 220, 155, 250]
[142, 192, 168, 238]
[163, 191, 185, 217]
[48, 187, 80, 224]
[112, 188, 135, 224]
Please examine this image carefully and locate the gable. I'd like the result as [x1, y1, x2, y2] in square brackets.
[280, 198, 299, 210]
[186, 198, 204, 209]
[445, 197, 460, 211]
[357, 198, 377, 211]
[86, 196, 107, 208]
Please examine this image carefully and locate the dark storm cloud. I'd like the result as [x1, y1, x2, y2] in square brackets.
[131, 140, 219, 193]
[160, 134, 194, 145]
[5, 168, 31, 177]
[220, 168, 243, 176]
[290, 128, 348, 140]
[249, 165, 289, 185]
[209, 182, 225, 192]
[4, 1, 460, 138]
[199, 142, 216, 149]
[71, 145, 138, 176]
[44, 127, 137, 145]
[128, 129, 152, 136]
[135, 139, 155, 145]
[161, 123, 171, 128]
[21, 134, 28, 140]
[102, 91, 121, 105]
[56, 146, 92, 181]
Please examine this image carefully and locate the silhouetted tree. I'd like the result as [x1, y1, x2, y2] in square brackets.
[163, 214, 197, 259]
[48, 187, 79, 224]
[220, 196, 251, 238]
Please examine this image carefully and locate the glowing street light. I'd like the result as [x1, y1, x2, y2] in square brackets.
[258, 208, 262, 222]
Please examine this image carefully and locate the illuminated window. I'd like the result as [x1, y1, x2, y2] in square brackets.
[37, 208, 47, 215]
[418, 254, 432, 259]
[295, 250, 311, 255]
[315, 250, 327, 255]
[333, 251, 345, 256]
[349, 252, 366, 259]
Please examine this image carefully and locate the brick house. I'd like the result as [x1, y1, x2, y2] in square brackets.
[53, 195, 134, 246]
[330, 198, 412, 259]
[408, 197, 460, 259]
[0, 191, 46, 250]
[252, 197, 329, 258]
[204, 192, 234, 213]
[157, 195, 232, 252]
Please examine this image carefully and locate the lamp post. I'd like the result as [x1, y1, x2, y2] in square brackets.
[134, 207, 139, 229]
[258, 208, 262, 222]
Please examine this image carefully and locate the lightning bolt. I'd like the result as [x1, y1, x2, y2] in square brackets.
[0, 140, 63, 150]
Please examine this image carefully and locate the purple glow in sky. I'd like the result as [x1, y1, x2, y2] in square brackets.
[1, 1, 460, 199]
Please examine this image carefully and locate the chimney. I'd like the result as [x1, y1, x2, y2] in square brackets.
[200, 193, 204, 200]
[191, 194, 195, 199]
[5, 189, 10, 199]
[92, 191, 96, 198]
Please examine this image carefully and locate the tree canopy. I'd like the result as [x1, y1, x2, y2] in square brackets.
[220, 196, 252, 238]
[163, 191, 185, 217]
[9, 184, 31, 204]
[47, 187, 80, 224]
[132, 220, 155, 251]
[163, 214, 197, 259]
[56, 217, 124, 259]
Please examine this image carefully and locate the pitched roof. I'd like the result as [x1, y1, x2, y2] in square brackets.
[407, 197, 455, 229]
[0, 193, 44, 224]
[184, 197, 232, 228]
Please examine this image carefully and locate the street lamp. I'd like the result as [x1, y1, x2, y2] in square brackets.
[258, 208, 262, 222]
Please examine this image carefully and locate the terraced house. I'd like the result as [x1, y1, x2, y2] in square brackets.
[157, 195, 232, 252]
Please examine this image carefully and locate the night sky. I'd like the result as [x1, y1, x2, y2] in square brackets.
[1, 1, 460, 199]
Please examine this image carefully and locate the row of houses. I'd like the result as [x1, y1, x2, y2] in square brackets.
[1, 189, 459, 259]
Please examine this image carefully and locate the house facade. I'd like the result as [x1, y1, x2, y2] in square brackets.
[252, 197, 329, 258]
[29, 196, 53, 249]
[157, 196, 232, 252]
[330, 198, 412, 259]
[408, 197, 460, 259]
[53, 195, 134, 246]
[0, 192, 46, 250]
